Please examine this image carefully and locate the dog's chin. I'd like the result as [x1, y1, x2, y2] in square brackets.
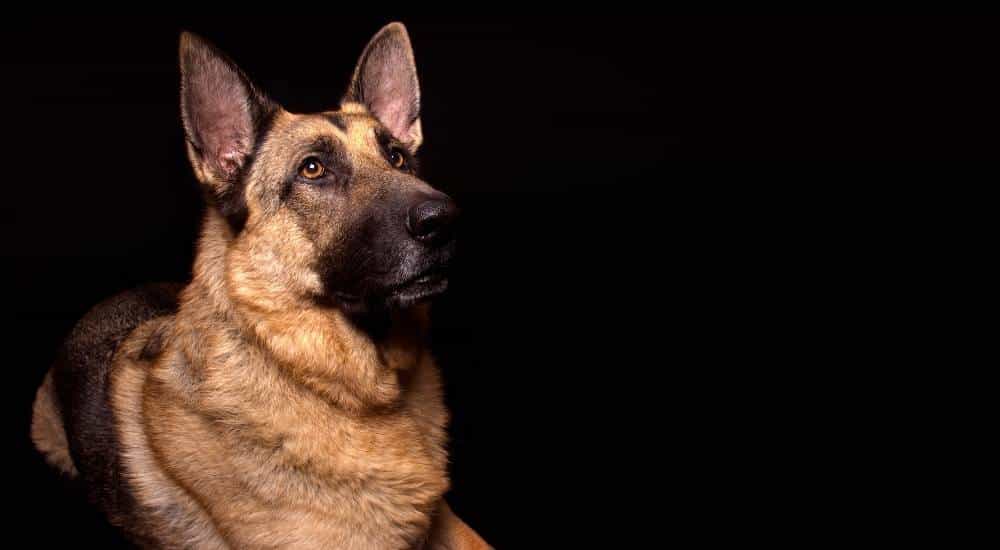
[387, 274, 449, 309]
[327, 269, 450, 314]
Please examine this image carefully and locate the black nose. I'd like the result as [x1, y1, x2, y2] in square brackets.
[407, 197, 458, 244]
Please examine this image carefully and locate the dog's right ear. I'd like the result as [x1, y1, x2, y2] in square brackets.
[179, 32, 276, 221]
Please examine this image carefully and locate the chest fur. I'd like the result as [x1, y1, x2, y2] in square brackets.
[115, 323, 450, 549]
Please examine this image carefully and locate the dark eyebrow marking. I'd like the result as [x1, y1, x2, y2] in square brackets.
[374, 127, 407, 155]
[309, 137, 352, 172]
[323, 113, 348, 132]
[374, 127, 419, 174]
[310, 136, 335, 150]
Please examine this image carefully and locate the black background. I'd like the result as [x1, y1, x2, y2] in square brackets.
[2, 16, 995, 547]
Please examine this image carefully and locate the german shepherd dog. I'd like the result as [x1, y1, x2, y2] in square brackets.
[30, 23, 490, 549]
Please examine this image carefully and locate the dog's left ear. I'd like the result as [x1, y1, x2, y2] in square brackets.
[344, 22, 422, 150]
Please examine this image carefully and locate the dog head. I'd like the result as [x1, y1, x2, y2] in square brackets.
[179, 23, 456, 316]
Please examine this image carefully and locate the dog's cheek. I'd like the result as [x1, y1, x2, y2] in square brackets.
[285, 232, 326, 297]
[237, 212, 326, 302]
[312, 221, 368, 297]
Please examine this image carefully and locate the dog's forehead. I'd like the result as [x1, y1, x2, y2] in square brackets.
[271, 106, 381, 153]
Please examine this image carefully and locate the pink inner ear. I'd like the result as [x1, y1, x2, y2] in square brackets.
[353, 28, 420, 145]
[201, 70, 253, 172]
[182, 42, 258, 181]
[198, 113, 251, 180]
[372, 96, 412, 141]
[215, 139, 250, 179]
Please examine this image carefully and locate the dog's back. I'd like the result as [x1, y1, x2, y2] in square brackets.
[32, 283, 182, 521]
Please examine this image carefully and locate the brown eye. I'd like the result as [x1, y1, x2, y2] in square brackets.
[299, 157, 325, 179]
[389, 148, 406, 169]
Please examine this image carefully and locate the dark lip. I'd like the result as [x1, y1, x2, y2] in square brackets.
[398, 263, 450, 289]
[390, 264, 451, 305]
[392, 276, 449, 306]
[328, 263, 452, 310]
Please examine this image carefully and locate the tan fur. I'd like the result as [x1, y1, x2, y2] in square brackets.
[425, 502, 492, 550]
[106, 110, 485, 548]
[32, 24, 488, 547]
[31, 370, 78, 478]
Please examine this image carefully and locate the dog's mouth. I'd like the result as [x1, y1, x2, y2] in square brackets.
[390, 265, 450, 306]
[405, 264, 449, 287]
[330, 264, 450, 311]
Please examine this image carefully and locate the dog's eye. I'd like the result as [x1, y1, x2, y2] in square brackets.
[299, 157, 325, 179]
[388, 148, 407, 170]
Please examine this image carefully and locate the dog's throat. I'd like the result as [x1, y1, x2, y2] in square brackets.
[338, 304, 392, 337]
